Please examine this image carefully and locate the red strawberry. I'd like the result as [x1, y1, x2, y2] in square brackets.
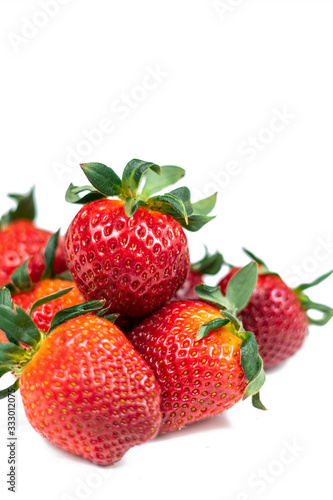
[127, 262, 266, 433]
[0, 297, 162, 465]
[0, 231, 85, 343]
[219, 249, 333, 368]
[65, 160, 216, 317]
[0, 280, 85, 343]
[174, 249, 223, 300]
[66, 199, 189, 318]
[0, 189, 67, 287]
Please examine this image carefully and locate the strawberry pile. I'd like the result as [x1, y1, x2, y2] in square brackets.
[0, 159, 332, 466]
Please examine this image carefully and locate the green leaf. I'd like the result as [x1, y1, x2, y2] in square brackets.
[177, 192, 217, 231]
[252, 392, 267, 411]
[148, 193, 188, 224]
[180, 214, 215, 232]
[0, 365, 11, 377]
[42, 230, 60, 280]
[169, 187, 193, 217]
[294, 269, 333, 294]
[194, 282, 245, 331]
[0, 305, 41, 347]
[0, 342, 26, 363]
[0, 288, 13, 309]
[191, 249, 224, 275]
[243, 355, 266, 408]
[226, 261, 258, 312]
[81, 163, 122, 197]
[218, 310, 241, 330]
[239, 331, 260, 382]
[65, 183, 107, 205]
[101, 313, 120, 324]
[124, 198, 144, 217]
[122, 159, 161, 198]
[241, 332, 266, 408]
[49, 300, 106, 334]
[0, 188, 36, 229]
[10, 259, 33, 292]
[191, 193, 217, 216]
[141, 165, 185, 198]
[29, 287, 74, 316]
[195, 284, 232, 310]
[0, 378, 20, 400]
[141, 174, 216, 232]
[196, 318, 230, 340]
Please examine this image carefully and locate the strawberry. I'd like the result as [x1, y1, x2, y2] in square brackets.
[0, 281, 84, 344]
[127, 262, 266, 433]
[0, 295, 162, 465]
[0, 189, 67, 287]
[219, 249, 333, 368]
[0, 231, 85, 343]
[173, 249, 223, 300]
[65, 160, 216, 318]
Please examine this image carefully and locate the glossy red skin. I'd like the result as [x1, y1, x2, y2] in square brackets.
[20, 315, 162, 465]
[0, 220, 67, 287]
[0, 280, 85, 343]
[65, 200, 190, 318]
[173, 270, 203, 301]
[127, 300, 247, 433]
[219, 269, 309, 368]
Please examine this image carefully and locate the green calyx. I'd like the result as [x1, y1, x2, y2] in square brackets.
[0, 287, 109, 399]
[0, 188, 36, 230]
[194, 262, 266, 410]
[293, 270, 333, 326]
[244, 249, 333, 327]
[6, 230, 62, 294]
[47, 299, 119, 334]
[65, 160, 216, 232]
[191, 248, 224, 276]
[195, 261, 259, 331]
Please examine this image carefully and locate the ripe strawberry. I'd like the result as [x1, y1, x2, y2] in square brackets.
[0, 231, 85, 343]
[0, 296, 162, 465]
[127, 262, 266, 433]
[0, 189, 67, 287]
[65, 160, 216, 317]
[174, 249, 223, 301]
[219, 249, 333, 368]
[0, 281, 85, 343]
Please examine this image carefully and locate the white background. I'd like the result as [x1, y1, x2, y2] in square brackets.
[0, 1, 332, 499]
